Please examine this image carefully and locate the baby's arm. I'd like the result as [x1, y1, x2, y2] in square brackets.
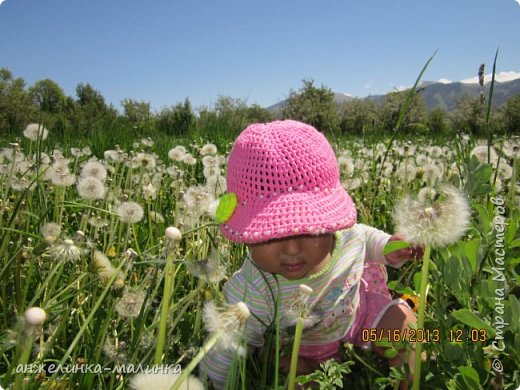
[200, 273, 272, 389]
[358, 224, 423, 267]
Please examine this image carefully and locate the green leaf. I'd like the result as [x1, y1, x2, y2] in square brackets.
[451, 309, 495, 337]
[507, 295, 520, 332]
[467, 157, 493, 196]
[458, 366, 482, 390]
[509, 238, 520, 248]
[387, 280, 415, 295]
[383, 240, 410, 255]
[473, 203, 491, 233]
[443, 342, 463, 362]
[463, 238, 480, 274]
[384, 348, 399, 359]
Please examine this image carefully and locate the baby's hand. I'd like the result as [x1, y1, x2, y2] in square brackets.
[385, 234, 424, 265]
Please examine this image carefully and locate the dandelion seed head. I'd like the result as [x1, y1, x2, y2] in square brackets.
[185, 251, 226, 284]
[50, 172, 76, 187]
[337, 156, 355, 176]
[88, 215, 109, 229]
[202, 155, 220, 168]
[393, 184, 471, 247]
[141, 137, 154, 147]
[203, 301, 250, 352]
[134, 152, 157, 169]
[116, 201, 144, 223]
[203, 165, 221, 180]
[50, 239, 82, 262]
[115, 288, 145, 319]
[77, 176, 106, 200]
[24, 307, 47, 326]
[130, 369, 204, 390]
[496, 162, 513, 180]
[23, 123, 48, 141]
[142, 183, 157, 200]
[92, 250, 121, 281]
[200, 143, 218, 156]
[81, 160, 107, 182]
[41, 222, 61, 242]
[205, 175, 226, 196]
[104, 149, 124, 162]
[168, 146, 186, 162]
[470, 145, 499, 164]
[182, 153, 197, 165]
[165, 226, 182, 241]
[150, 211, 165, 223]
[183, 186, 213, 213]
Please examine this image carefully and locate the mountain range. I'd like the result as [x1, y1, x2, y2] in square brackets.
[268, 78, 520, 112]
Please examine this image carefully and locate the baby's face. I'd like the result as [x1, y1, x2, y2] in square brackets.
[248, 234, 334, 280]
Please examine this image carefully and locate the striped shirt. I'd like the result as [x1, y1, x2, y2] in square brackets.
[201, 224, 391, 388]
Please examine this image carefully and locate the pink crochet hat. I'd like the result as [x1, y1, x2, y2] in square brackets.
[220, 120, 357, 244]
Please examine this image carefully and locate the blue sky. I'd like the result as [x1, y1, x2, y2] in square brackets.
[1, 0, 519, 111]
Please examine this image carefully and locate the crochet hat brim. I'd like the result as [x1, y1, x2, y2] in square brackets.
[220, 185, 357, 244]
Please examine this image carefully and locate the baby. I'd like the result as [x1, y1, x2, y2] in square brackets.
[201, 120, 422, 389]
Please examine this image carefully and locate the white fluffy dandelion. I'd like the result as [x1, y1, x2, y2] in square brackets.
[92, 250, 122, 282]
[470, 145, 499, 164]
[185, 251, 226, 284]
[165, 226, 182, 241]
[203, 301, 250, 352]
[134, 152, 157, 169]
[182, 153, 197, 165]
[23, 123, 48, 141]
[202, 155, 221, 168]
[130, 369, 204, 390]
[49, 239, 82, 262]
[24, 307, 47, 326]
[81, 160, 108, 182]
[183, 186, 213, 213]
[116, 201, 144, 223]
[115, 288, 146, 319]
[205, 175, 226, 197]
[393, 184, 471, 248]
[41, 222, 61, 243]
[142, 183, 157, 201]
[168, 146, 187, 162]
[77, 177, 106, 200]
[200, 143, 218, 156]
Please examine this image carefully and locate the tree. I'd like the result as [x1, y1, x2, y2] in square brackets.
[380, 90, 427, 133]
[156, 98, 195, 136]
[338, 98, 379, 135]
[427, 108, 449, 136]
[0, 68, 37, 134]
[449, 96, 486, 136]
[71, 83, 117, 135]
[283, 79, 339, 134]
[499, 94, 520, 135]
[29, 79, 66, 114]
[121, 98, 152, 130]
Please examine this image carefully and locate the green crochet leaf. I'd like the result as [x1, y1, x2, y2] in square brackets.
[215, 192, 238, 223]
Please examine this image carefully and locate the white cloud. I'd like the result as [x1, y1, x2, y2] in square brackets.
[395, 85, 408, 91]
[438, 78, 452, 84]
[461, 71, 520, 84]
[515, 0, 520, 6]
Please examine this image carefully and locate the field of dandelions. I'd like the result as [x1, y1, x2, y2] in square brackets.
[0, 123, 519, 390]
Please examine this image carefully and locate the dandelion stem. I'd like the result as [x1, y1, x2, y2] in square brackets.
[54, 258, 127, 369]
[274, 298, 281, 390]
[287, 317, 304, 390]
[170, 332, 220, 390]
[154, 254, 175, 364]
[413, 243, 431, 390]
[13, 332, 35, 390]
